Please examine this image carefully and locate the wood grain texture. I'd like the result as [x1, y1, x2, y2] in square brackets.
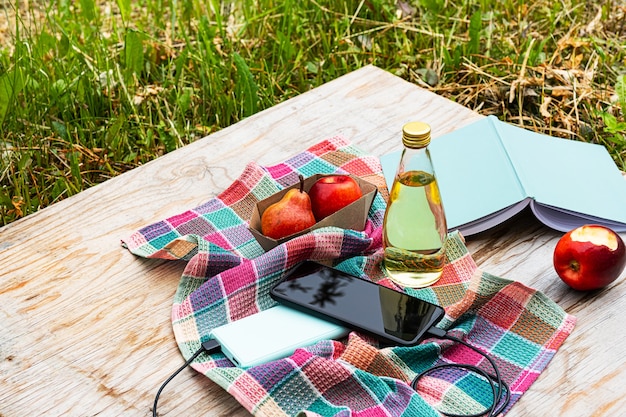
[1, 65, 624, 416]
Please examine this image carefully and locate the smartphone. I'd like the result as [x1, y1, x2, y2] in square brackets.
[270, 262, 445, 346]
[210, 304, 348, 368]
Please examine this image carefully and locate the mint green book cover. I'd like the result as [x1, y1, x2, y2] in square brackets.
[380, 116, 626, 236]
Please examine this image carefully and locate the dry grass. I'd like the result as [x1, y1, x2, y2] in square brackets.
[415, 5, 626, 142]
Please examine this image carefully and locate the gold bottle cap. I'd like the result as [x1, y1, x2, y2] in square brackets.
[402, 121, 431, 148]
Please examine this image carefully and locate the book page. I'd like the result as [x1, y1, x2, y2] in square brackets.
[495, 119, 626, 228]
[428, 117, 528, 232]
[458, 198, 532, 236]
[380, 117, 527, 232]
[529, 201, 626, 232]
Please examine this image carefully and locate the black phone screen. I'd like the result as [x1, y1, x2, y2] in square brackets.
[270, 262, 445, 346]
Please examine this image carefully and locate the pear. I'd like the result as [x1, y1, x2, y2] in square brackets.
[261, 175, 316, 240]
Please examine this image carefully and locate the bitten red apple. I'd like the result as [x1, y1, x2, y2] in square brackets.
[308, 175, 363, 221]
[553, 225, 626, 291]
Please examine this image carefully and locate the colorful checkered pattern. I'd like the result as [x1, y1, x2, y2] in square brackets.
[123, 136, 576, 417]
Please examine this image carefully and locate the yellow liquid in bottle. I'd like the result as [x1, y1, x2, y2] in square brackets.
[382, 170, 447, 288]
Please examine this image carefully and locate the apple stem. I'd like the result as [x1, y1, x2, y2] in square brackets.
[569, 259, 580, 272]
[298, 174, 305, 193]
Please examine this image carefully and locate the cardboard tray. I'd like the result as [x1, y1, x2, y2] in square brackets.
[249, 174, 378, 251]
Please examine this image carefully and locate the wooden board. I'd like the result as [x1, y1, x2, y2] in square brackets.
[1, 65, 624, 416]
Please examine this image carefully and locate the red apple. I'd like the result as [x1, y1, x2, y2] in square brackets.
[308, 175, 363, 220]
[553, 225, 626, 291]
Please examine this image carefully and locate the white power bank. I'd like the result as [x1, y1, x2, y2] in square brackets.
[210, 304, 348, 368]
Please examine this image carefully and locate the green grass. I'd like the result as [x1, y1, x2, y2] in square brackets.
[1, 0, 625, 225]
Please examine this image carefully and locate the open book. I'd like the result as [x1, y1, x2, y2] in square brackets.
[380, 116, 626, 236]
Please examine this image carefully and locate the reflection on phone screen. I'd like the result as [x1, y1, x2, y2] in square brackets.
[271, 262, 444, 345]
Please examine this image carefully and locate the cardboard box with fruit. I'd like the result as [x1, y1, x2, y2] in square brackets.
[249, 174, 378, 251]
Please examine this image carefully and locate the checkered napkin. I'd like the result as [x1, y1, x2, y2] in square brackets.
[123, 136, 576, 417]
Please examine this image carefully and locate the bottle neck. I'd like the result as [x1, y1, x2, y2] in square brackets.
[397, 146, 434, 177]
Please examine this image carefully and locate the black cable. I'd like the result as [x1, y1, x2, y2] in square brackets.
[152, 331, 509, 417]
[411, 328, 511, 417]
[152, 339, 222, 417]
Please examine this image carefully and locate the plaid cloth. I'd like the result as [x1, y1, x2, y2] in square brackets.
[123, 136, 576, 417]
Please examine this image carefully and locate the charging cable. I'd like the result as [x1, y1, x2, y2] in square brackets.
[412, 327, 511, 417]
[152, 339, 222, 417]
[153, 331, 509, 417]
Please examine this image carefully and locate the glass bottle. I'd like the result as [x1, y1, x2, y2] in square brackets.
[381, 121, 447, 288]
